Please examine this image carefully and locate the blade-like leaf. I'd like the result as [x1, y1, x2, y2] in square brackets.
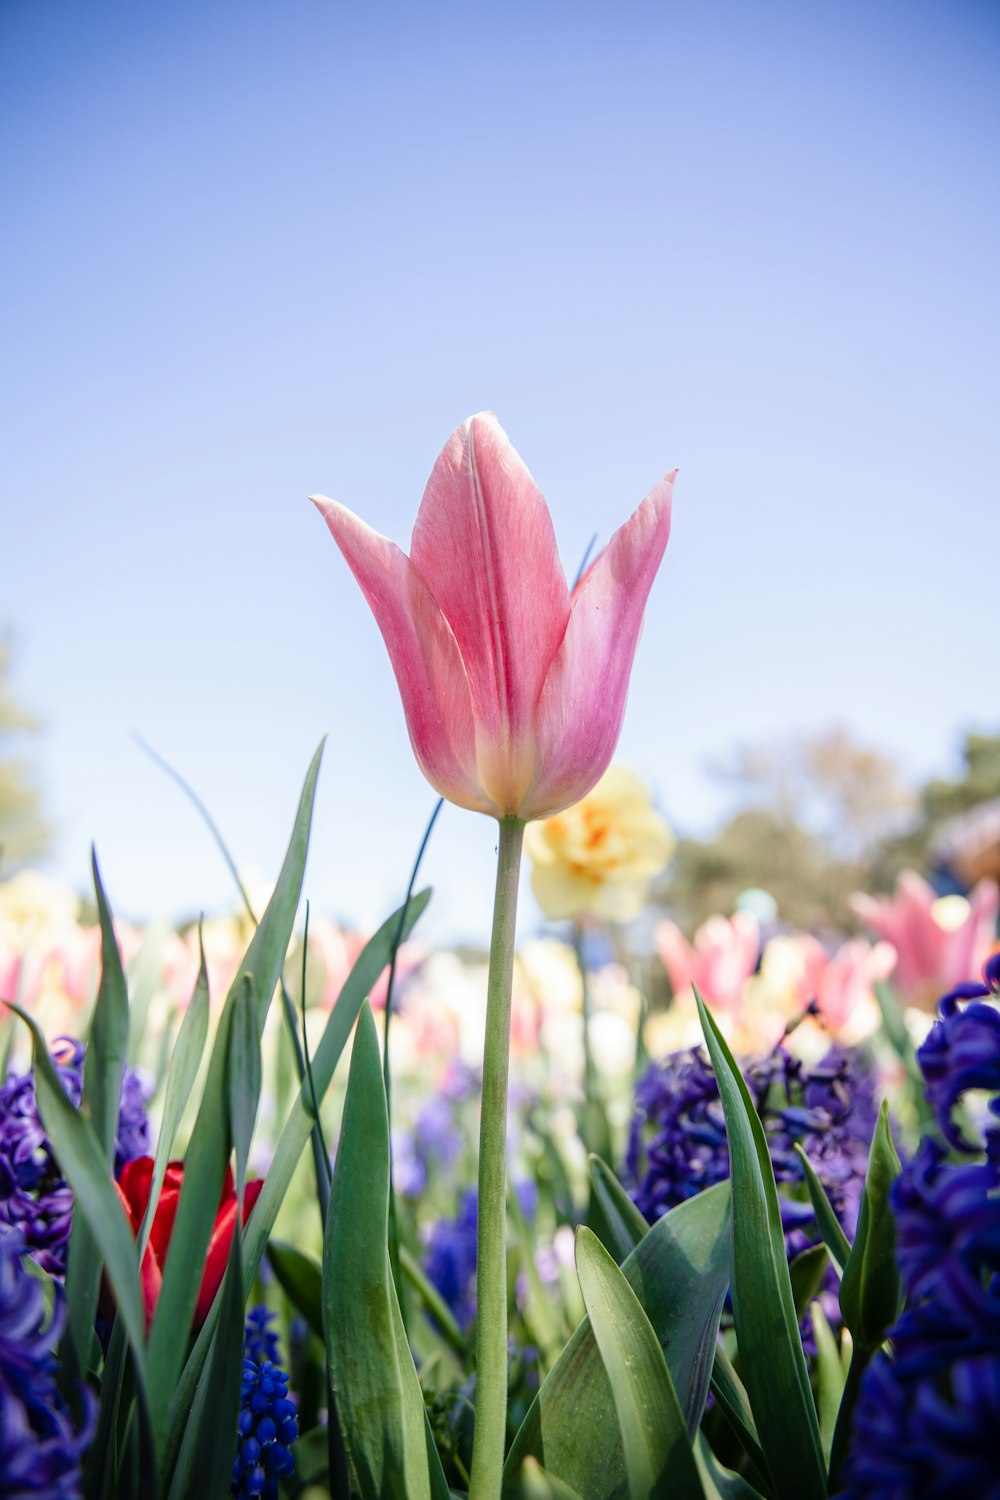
[792, 1145, 850, 1276]
[695, 991, 826, 1500]
[323, 1001, 449, 1500]
[708, 1346, 765, 1477]
[588, 1155, 651, 1262]
[789, 1244, 829, 1322]
[161, 889, 433, 1476]
[809, 1302, 844, 1467]
[147, 742, 323, 1446]
[137, 939, 210, 1259]
[518, 1457, 587, 1500]
[169, 1230, 246, 1500]
[839, 1100, 902, 1350]
[7, 1003, 147, 1376]
[267, 1240, 322, 1340]
[228, 975, 261, 1203]
[64, 850, 130, 1369]
[576, 1225, 704, 1500]
[502, 1182, 731, 1499]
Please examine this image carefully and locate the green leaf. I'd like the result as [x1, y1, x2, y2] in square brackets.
[708, 1346, 765, 1477]
[137, 937, 210, 1259]
[398, 1244, 468, 1362]
[228, 974, 261, 1203]
[587, 1155, 651, 1262]
[502, 1181, 731, 1499]
[147, 741, 323, 1450]
[7, 1003, 148, 1377]
[169, 1230, 246, 1500]
[575, 1225, 704, 1500]
[694, 991, 826, 1500]
[789, 1244, 829, 1322]
[839, 1100, 902, 1350]
[809, 1302, 844, 1468]
[64, 850, 130, 1370]
[792, 1145, 850, 1276]
[266, 1240, 323, 1340]
[694, 1434, 767, 1500]
[161, 889, 433, 1478]
[518, 1457, 587, 1500]
[323, 1001, 449, 1500]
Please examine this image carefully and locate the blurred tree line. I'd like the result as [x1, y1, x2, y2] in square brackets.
[0, 639, 50, 873]
[657, 726, 1000, 935]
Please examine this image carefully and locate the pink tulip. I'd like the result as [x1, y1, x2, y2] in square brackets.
[788, 933, 897, 1032]
[851, 870, 999, 1008]
[312, 414, 674, 821]
[655, 912, 760, 1012]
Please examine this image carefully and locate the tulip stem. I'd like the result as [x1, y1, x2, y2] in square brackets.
[469, 815, 525, 1500]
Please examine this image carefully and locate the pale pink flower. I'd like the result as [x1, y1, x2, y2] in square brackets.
[312, 414, 674, 821]
[785, 933, 897, 1033]
[655, 912, 760, 1012]
[851, 870, 999, 1009]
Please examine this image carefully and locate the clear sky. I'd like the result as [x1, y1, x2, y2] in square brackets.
[2, 0, 998, 944]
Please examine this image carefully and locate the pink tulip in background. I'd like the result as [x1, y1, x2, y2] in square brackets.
[788, 934, 897, 1032]
[851, 869, 999, 1009]
[313, 413, 674, 822]
[655, 911, 760, 1012]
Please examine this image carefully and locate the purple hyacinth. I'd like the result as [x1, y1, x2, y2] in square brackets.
[0, 1037, 150, 1274]
[839, 980, 1000, 1499]
[627, 1041, 877, 1261]
[243, 1305, 281, 1368]
[0, 1229, 93, 1500]
[424, 1181, 538, 1331]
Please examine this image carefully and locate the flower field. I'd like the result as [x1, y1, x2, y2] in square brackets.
[2, 415, 998, 1500]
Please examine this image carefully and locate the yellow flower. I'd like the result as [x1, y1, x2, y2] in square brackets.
[524, 765, 674, 922]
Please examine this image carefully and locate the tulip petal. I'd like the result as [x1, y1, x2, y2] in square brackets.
[524, 472, 675, 819]
[312, 496, 492, 813]
[409, 414, 571, 803]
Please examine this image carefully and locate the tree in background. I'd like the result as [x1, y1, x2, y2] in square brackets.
[872, 731, 1000, 891]
[658, 727, 916, 935]
[0, 638, 50, 873]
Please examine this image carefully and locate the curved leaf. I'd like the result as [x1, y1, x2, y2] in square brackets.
[323, 1001, 449, 1500]
[576, 1226, 704, 1500]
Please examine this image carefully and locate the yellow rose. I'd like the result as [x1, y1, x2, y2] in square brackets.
[524, 765, 674, 922]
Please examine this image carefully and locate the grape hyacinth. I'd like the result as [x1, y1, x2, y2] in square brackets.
[627, 1038, 877, 1260]
[232, 1330, 298, 1500]
[243, 1304, 281, 1367]
[839, 965, 1000, 1500]
[0, 1037, 150, 1274]
[0, 1229, 92, 1500]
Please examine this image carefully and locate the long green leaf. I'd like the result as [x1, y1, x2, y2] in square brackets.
[137, 938, 210, 1258]
[839, 1100, 902, 1350]
[576, 1226, 704, 1500]
[588, 1154, 651, 1262]
[792, 1145, 850, 1276]
[64, 850, 130, 1370]
[502, 1182, 731, 1499]
[809, 1302, 844, 1467]
[708, 1347, 765, 1477]
[148, 740, 323, 1449]
[161, 888, 433, 1476]
[789, 1244, 829, 1322]
[169, 1231, 246, 1500]
[323, 1000, 449, 1500]
[8, 1003, 148, 1374]
[695, 991, 826, 1500]
[267, 1240, 323, 1339]
[228, 975, 261, 1203]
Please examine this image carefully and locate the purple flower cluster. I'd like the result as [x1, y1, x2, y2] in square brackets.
[0, 1038, 150, 1274]
[424, 1181, 538, 1331]
[627, 1041, 877, 1260]
[840, 955, 1000, 1500]
[0, 1229, 93, 1499]
[243, 1305, 281, 1367]
[231, 1355, 298, 1500]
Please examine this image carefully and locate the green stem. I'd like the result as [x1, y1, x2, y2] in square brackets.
[828, 1343, 871, 1492]
[469, 816, 525, 1500]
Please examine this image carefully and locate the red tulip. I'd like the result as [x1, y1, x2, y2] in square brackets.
[312, 414, 674, 821]
[115, 1156, 263, 1332]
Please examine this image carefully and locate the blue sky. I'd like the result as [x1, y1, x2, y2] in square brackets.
[2, 0, 998, 943]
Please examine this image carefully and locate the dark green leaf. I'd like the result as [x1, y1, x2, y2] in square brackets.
[695, 992, 826, 1500]
[792, 1145, 850, 1276]
[708, 1346, 765, 1477]
[266, 1240, 322, 1340]
[840, 1100, 902, 1350]
[588, 1155, 651, 1263]
[576, 1226, 704, 1500]
[228, 975, 260, 1202]
[809, 1302, 844, 1467]
[789, 1244, 829, 1322]
[147, 742, 323, 1447]
[64, 850, 130, 1370]
[323, 1001, 449, 1500]
[518, 1457, 587, 1500]
[502, 1182, 731, 1499]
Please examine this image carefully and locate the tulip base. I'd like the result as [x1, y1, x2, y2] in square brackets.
[469, 816, 525, 1500]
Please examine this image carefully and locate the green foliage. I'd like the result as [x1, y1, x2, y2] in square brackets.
[839, 1101, 902, 1350]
